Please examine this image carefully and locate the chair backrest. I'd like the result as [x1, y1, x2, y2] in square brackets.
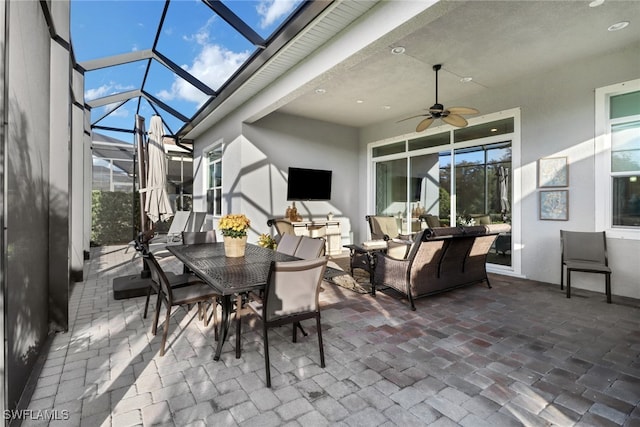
[276, 233, 302, 256]
[294, 236, 325, 259]
[470, 214, 492, 225]
[367, 215, 400, 240]
[182, 230, 217, 245]
[263, 257, 328, 322]
[166, 211, 191, 235]
[420, 214, 441, 228]
[561, 230, 607, 264]
[271, 219, 295, 236]
[144, 252, 173, 303]
[185, 212, 207, 232]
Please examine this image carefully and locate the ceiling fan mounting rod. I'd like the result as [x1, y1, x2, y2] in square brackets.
[433, 64, 442, 104]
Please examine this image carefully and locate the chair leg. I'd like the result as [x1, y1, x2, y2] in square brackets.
[605, 273, 611, 304]
[160, 306, 171, 357]
[566, 270, 571, 299]
[143, 285, 152, 319]
[152, 292, 162, 335]
[485, 276, 492, 289]
[560, 263, 564, 290]
[316, 314, 325, 368]
[263, 324, 271, 388]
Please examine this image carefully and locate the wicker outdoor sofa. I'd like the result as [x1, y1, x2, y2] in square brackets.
[372, 223, 511, 310]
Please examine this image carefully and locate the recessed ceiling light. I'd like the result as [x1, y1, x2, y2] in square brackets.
[356, 100, 364, 104]
[589, 0, 605, 7]
[315, 88, 326, 94]
[382, 105, 391, 110]
[460, 77, 473, 83]
[608, 21, 629, 31]
[390, 46, 405, 55]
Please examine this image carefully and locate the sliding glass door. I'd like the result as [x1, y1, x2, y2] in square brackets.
[372, 118, 514, 266]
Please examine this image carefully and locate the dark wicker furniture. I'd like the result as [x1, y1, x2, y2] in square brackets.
[373, 224, 510, 310]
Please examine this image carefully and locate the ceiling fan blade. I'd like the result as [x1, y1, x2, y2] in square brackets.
[447, 106, 479, 115]
[442, 114, 468, 127]
[397, 114, 429, 123]
[416, 117, 435, 132]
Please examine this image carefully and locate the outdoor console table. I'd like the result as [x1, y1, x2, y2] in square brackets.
[167, 242, 347, 361]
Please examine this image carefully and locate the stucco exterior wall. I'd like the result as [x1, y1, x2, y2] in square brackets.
[360, 43, 640, 299]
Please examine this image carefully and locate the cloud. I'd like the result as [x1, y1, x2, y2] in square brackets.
[85, 84, 111, 101]
[104, 103, 129, 118]
[257, 0, 299, 29]
[157, 21, 250, 107]
[85, 83, 135, 101]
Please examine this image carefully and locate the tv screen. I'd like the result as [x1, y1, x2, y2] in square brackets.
[287, 167, 332, 201]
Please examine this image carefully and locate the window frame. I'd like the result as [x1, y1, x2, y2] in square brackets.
[595, 78, 640, 239]
[367, 108, 522, 276]
[204, 140, 223, 217]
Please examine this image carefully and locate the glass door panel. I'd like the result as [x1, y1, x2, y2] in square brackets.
[375, 158, 406, 233]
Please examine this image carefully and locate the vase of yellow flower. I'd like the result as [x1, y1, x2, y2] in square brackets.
[218, 214, 251, 257]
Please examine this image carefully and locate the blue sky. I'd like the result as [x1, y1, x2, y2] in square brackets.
[71, 0, 303, 142]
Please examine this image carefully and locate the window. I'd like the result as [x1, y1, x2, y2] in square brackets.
[206, 145, 222, 216]
[371, 115, 517, 268]
[595, 80, 640, 236]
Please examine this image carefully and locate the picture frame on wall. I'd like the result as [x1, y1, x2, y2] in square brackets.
[539, 190, 569, 221]
[538, 157, 568, 187]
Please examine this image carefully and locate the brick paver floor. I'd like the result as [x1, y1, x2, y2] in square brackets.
[22, 245, 640, 426]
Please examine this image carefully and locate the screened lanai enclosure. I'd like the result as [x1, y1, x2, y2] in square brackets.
[91, 132, 193, 245]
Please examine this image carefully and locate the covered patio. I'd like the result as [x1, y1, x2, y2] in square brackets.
[24, 246, 640, 426]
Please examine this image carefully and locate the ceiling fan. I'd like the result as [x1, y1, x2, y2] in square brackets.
[399, 64, 478, 132]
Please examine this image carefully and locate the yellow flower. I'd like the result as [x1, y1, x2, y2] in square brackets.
[219, 214, 251, 238]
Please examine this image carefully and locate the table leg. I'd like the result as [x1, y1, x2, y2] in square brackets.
[214, 295, 233, 361]
[367, 252, 376, 297]
[235, 294, 243, 359]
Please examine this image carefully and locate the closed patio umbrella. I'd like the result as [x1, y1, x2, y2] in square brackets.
[143, 115, 174, 224]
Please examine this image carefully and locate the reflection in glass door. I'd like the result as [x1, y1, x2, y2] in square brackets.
[374, 158, 406, 234]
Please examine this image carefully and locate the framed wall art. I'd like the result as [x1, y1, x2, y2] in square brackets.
[539, 190, 569, 221]
[538, 157, 568, 187]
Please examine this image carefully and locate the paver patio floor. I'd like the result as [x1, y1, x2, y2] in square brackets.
[22, 244, 640, 426]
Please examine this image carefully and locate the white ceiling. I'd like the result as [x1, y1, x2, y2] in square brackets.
[276, 0, 640, 129]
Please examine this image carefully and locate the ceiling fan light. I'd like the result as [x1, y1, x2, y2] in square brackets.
[608, 21, 629, 31]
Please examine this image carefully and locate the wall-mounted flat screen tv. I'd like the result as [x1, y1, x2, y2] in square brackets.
[287, 167, 332, 201]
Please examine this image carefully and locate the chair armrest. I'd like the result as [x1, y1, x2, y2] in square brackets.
[373, 253, 411, 292]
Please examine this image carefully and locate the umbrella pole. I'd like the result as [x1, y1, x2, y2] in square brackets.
[112, 115, 153, 299]
[135, 115, 151, 278]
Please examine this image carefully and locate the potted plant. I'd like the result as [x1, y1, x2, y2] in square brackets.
[218, 214, 251, 257]
[257, 233, 277, 250]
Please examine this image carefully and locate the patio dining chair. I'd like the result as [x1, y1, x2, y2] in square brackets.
[560, 230, 612, 303]
[294, 236, 326, 259]
[182, 230, 217, 245]
[247, 257, 328, 387]
[145, 252, 221, 356]
[276, 233, 302, 256]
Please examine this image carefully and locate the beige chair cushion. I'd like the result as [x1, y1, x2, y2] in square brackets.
[369, 216, 400, 240]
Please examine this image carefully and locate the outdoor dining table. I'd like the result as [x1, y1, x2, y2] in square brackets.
[167, 242, 300, 360]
